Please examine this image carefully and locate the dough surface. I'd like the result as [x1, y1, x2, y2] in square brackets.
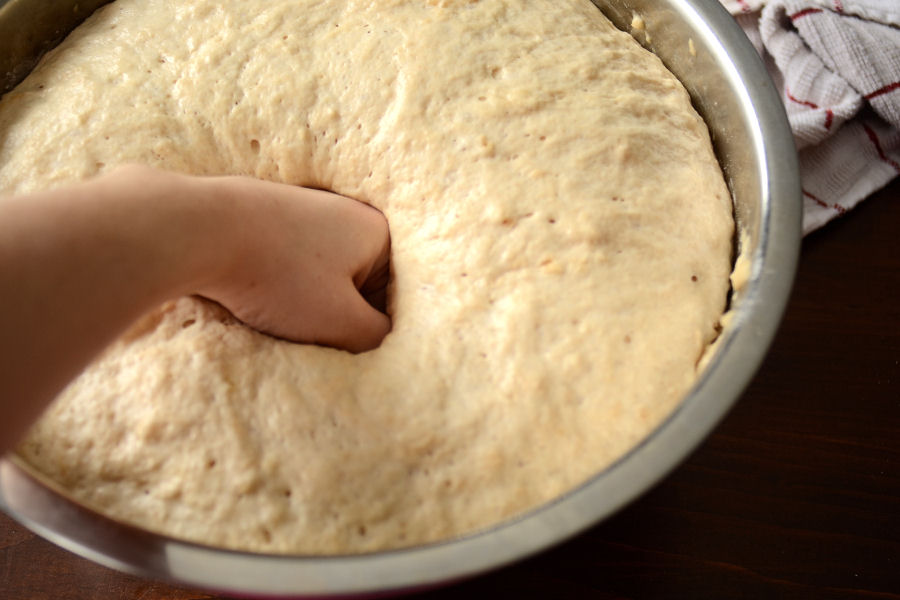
[1, 0, 733, 553]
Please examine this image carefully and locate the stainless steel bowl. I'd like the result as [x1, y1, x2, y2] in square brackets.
[0, 0, 801, 596]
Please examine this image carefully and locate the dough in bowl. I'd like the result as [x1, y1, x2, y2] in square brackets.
[1, 0, 734, 553]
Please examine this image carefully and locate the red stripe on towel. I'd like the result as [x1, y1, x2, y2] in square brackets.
[862, 123, 900, 174]
[790, 7, 823, 20]
[865, 81, 900, 100]
[786, 89, 818, 109]
[803, 189, 829, 209]
[785, 88, 835, 130]
[803, 190, 847, 215]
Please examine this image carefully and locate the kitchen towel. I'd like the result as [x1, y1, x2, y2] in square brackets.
[719, 0, 900, 233]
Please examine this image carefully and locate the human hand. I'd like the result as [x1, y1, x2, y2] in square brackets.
[192, 174, 392, 353]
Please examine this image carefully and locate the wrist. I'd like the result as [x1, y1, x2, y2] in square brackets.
[91, 166, 235, 304]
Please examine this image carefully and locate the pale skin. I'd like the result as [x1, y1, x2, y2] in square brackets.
[0, 165, 391, 454]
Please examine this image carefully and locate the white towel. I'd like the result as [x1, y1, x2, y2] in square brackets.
[718, 0, 900, 233]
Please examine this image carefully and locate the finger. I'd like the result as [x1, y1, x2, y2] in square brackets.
[359, 258, 390, 313]
[318, 284, 391, 353]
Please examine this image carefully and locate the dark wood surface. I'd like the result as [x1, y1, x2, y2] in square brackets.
[2, 178, 898, 599]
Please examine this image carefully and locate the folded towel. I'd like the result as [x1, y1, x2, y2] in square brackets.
[719, 0, 900, 233]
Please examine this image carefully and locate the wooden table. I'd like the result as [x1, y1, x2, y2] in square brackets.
[2, 178, 898, 599]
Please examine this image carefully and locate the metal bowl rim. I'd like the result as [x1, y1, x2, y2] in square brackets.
[0, 0, 802, 595]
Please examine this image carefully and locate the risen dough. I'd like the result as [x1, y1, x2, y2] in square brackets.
[2, 0, 733, 553]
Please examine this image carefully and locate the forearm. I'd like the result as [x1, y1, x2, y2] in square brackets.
[0, 169, 224, 452]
